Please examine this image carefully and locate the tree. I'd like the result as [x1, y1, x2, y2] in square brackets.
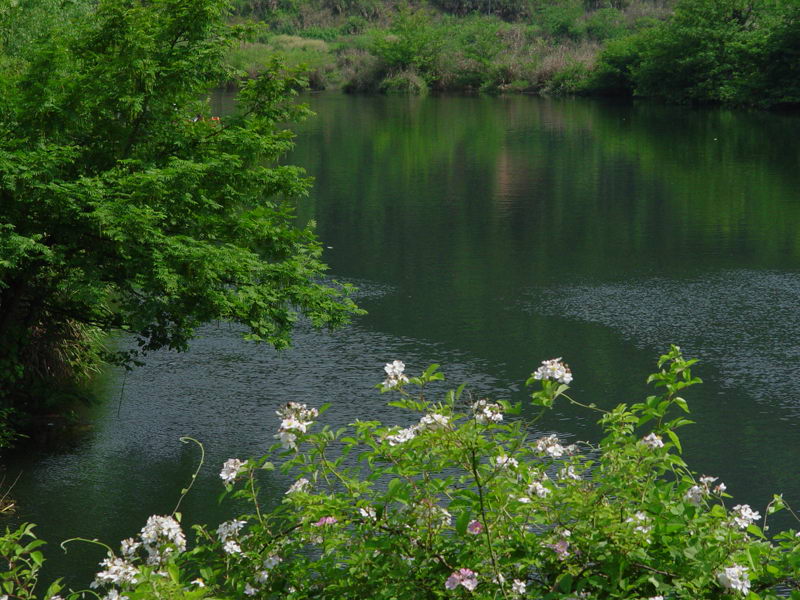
[0, 0, 360, 421]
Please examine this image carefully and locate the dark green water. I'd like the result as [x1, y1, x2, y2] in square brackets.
[5, 93, 800, 588]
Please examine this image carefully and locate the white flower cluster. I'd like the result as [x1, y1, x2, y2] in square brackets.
[275, 402, 319, 450]
[382, 360, 409, 389]
[285, 477, 311, 495]
[730, 504, 761, 530]
[685, 475, 727, 505]
[558, 465, 581, 481]
[256, 554, 283, 584]
[92, 556, 139, 588]
[445, 568, 478, 591]
[527, 480, 551, 498]
[139, 515, 186, 565]
[625, 511, 652, 536]
[219, 458, 245, 485]
[491, 454, 519, 469]
[532, 358, 573, 385]
[217, 519, 247, 554]
[641, 433, 664, 449]
[385, 412, 450, 446]
[511, 579, 527, 596]
[472, 399, 503, 424]
[535, 434, 566, 458]
[717, 564, 750, 595]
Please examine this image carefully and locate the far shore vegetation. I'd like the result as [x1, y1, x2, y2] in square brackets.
[225, 0, 800, 108]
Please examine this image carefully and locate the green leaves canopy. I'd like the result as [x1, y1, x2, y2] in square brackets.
[0, 0, 359, 401]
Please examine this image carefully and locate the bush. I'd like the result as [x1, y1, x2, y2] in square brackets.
[5, 347, 800, 599]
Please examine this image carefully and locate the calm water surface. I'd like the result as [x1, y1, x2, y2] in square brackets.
[6, 93, 800, 586]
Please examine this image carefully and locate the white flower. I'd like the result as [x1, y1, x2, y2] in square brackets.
[717, 564, 750, 594]
[641, 433, 664, 449]
[472, 399, 503, 424]
[103, 592, 129, 600]
[286, 477, 311, 495]
[730, 504, 761, 529]
[418, 413, 450, 430]
[92, 556, 139, 587]
[139, 515, 186, 565]
[223, 539, 242, 554]
[559, 465, 581, 481]
[217, 519, 246, 542]
[699, 475, 717, 486]
[382, 360, 409, 389]
[119, 537, 140, 558]
[264, 554, 282, 569]
[532, 358, 573, 384]
[535, 434, 566, 458]
[492, 454, 519, 469]
[219, 458, 245, 484]
[512, 579, 526, 595]
[276, 430, 298, 450]
[446, 568, 478, 591]
[190, 578, 205, 587]
[359, 506, 377, 520]
[625, 511, 652, 536]
[683, 485, 704, 506]
[647, 596, 664, 600]
[274, 403, 318, 450]
[256, 570, 271, 583]
[517, 496, 532, 504]
[244, 583, 258, 596]
[714, 482, 727, 494]
[386, 426, 418, 446]
[528, 481, 550, 498]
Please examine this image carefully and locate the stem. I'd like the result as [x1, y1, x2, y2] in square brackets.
[172, 437, 205, 516]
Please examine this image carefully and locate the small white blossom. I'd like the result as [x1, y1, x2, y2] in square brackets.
[418, 413, 450, 430]
[517, 496, 532, 504]
[472, 399, 503, 424]
[386, 426, 418, 446]
[512, 579, 526, 595]
[641, 433, 664, 449]
[559, 465, 581, 481]
[359, 506, 377, 520]
[220, 458, 245, 484]
[730, 504, 761, 529]
[256, 570, 271, 583]
[274, 402, 318, 450]
[699, 475, 718, 486]
[382, 360, 409, 389]
[528, 481, 550, 498]
[103, 592, 129, 600]
[190, 578, 205, 587]
[535, 434, 566, 458]
[683, 485, 704, 506]
[286, 477, 311, 495]
[263, 554, 282, 569]
[223, 539, 242, 554]
[92, 556, 139, 587]
[714, 482, 727, 494]
[139, 515, 186, 565]
[532, 358, 573, 384]
[217, 519, 246, 542]
[119, 538, 140, 558]
[717, 564, 750, 594]
[492, 454, 519, 469]
[244, 583, 259, 596]
[625, 511, 652, 536]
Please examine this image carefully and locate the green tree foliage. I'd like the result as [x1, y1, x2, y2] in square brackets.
[592, 0, 800, 106]
[0, 0, 360, 417]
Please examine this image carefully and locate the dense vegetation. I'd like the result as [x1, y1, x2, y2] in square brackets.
[0, 0, 360, 444]
[5, 350, 800, 598]
[224, 0, 800, 107]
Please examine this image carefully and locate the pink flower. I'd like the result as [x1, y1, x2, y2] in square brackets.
[446, 568, 478, 592]
[467, 520, 483, 535]
[313, 516, 338, 527]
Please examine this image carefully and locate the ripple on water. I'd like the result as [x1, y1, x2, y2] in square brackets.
[529, 269, 800, 417]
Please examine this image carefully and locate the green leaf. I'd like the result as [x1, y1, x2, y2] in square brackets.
[455, 510, 471, 536]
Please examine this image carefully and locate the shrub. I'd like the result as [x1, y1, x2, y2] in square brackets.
[5, 347, 800, 599]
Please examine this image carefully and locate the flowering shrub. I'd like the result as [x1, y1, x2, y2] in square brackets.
[3, 347, 800, 599]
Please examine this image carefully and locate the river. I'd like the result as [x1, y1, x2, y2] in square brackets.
[5, 92, 800, 588]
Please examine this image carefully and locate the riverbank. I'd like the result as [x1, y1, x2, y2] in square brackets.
[225, 0, 800, 108]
